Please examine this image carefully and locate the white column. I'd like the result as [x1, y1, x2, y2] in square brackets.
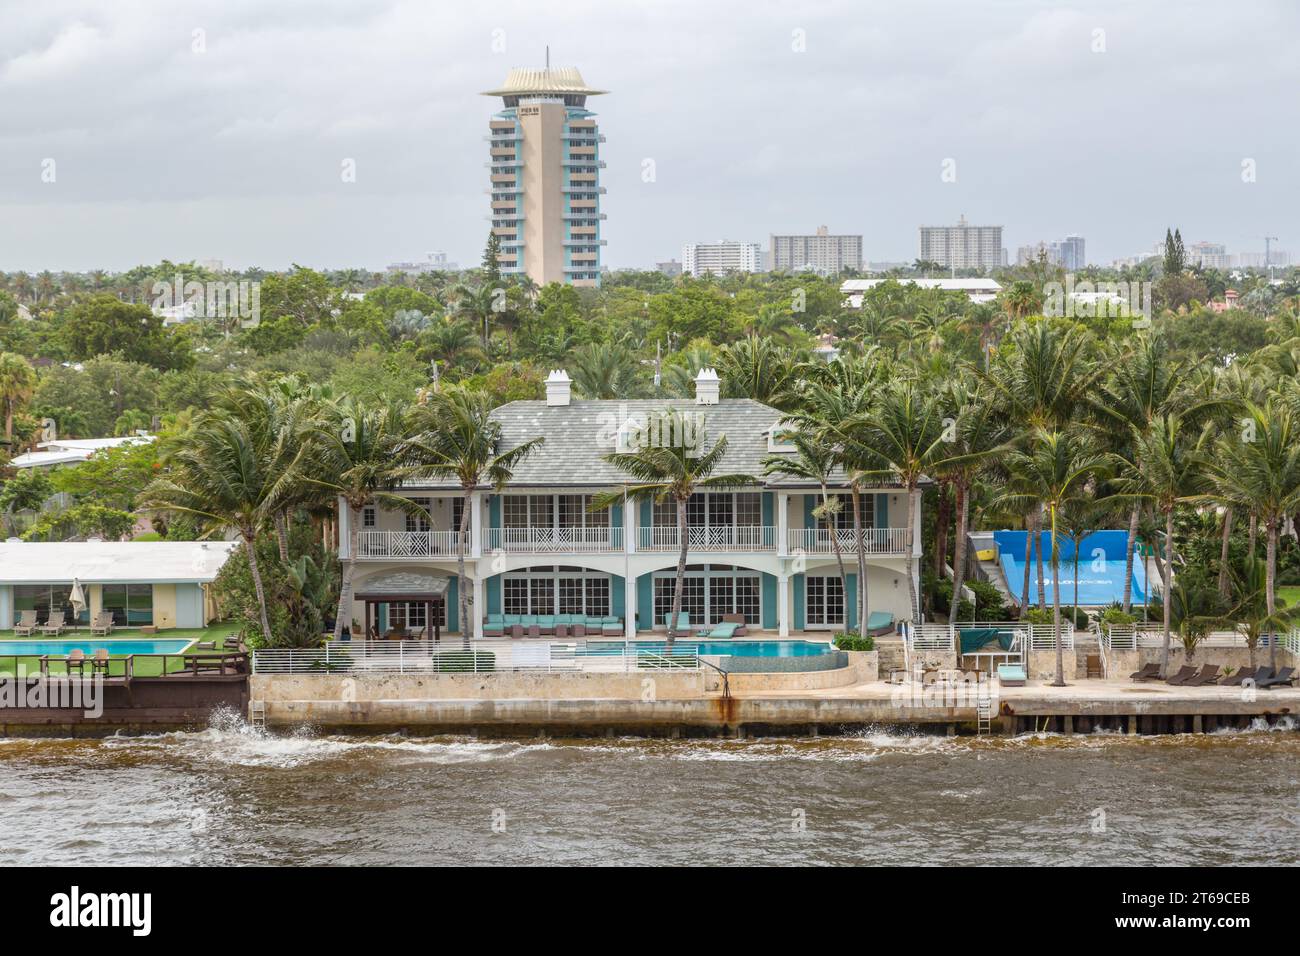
[776, 492, 789, 556]
[337, 495, 350, 559]
[472, 575, 485, 639]
[624, 495, 636, 554]
[778, 574, 791, 637]
[469, 491, 484, 559]
[625, 573, 637, 638]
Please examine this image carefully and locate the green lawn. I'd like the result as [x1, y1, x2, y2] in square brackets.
[0, 622, 242, 678]
[1279, 586, 1300, 609]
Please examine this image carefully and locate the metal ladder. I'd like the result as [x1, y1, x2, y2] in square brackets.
[249, 700, 266, 730]
[976, 695, 992, 735]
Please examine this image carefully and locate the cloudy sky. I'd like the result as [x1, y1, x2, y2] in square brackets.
[1, 0, 1295, 272]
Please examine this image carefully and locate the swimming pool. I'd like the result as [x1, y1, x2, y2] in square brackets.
[993, 530, 1148, 607]
[588, 640, 835, 657]
[0, 639, 194, 656]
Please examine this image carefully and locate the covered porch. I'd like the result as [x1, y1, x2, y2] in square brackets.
[353, 569, 451, 641]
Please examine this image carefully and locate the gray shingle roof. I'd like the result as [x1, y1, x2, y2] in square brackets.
[401, 398, 910, 492]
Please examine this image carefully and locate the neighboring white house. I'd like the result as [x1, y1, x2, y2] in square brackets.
[0, 540, 238, 631]
[9, 436, 155, 471]
[840, 277, 1002, 307]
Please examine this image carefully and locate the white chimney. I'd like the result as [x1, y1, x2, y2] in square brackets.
[694, 367, 720, 405]
[545, 369, 572, 407]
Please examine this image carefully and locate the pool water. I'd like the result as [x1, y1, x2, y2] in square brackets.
[993, 530, 1148, 606]
[0, 639, 193, 656]
[589, 640, 834, 657]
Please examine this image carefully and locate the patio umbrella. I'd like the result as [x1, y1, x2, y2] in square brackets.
[69, 579, 86, 632]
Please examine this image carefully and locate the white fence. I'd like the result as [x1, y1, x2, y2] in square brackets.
[1103, 622, 1295, 651]
[786, 527, 910, 554]
[638, 526, 776, 552]
[484, 527, 623, 553]
[252, 639, 700, 675]
[357, 530, 465, 558]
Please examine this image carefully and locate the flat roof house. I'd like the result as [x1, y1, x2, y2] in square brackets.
[0, 540, 238, 631]
[337, 369, 923, 640]
[9, 435, 155, 470]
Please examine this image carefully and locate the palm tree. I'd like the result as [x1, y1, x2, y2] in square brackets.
[142, 415, 297, 644]
[595, 410, 753, 647]
[300, 399, 430, 641]
[763, 431, 850, 621]
[570, 341, 641, 399]
[1227, 554, 1300, 671]
[1203, 399, 1300, 670]
[406, 389, 542, 640]
[0, 352, 37, 443]
[833, 380, 950, 624]
[997, 430, 1106, 685]
[453, 283, 502, 351]
[1110, 414, 1207, 677]
[716, 336, 801, 408]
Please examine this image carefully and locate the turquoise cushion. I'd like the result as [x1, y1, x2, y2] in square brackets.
[503, 615, 521, 625]
[602, 617, 620, 625]
[538, 615, 556, 626]
[486, 614, 504, 625]
[708, 621, 740, 638]
[585, 616, 604, 628]
[521, 615, 538, 626]
[867, 611, 894, 629]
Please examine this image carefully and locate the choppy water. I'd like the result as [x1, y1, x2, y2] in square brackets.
[1, 709, 1296, 866]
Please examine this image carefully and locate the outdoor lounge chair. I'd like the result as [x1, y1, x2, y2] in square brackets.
[665, 612, 690, 636]
[1183, 664, 1220, 686]
[89, 610, 114, 637]
[1258, 667, 1296, 689]
[720, 613, 748, 637]
[1129, 662, 1161, 682]
[38, 616, 66, 637]
[482, 614, 506, 638]
[997, 663, 1026, 686]
[696, 620, 741, 639]
[13, 610, 37, 637]
[865, 611, 895, 636]
[601, 617, 623, 636]
[1165, 665, 1198, 685]
[91, 648, 110, 675]
[65, 648, 88, 677]
[1220, 666, 1268, 686]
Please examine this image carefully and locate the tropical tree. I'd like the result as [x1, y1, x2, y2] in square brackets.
[595, 410, 753, 646]
[300, 399, 429, 640]
[996, 429, 1106, 685]
[407, 388, 542, 641]
[0, 351, 37, 442]
[1202, 400, 1300, 670]
[1110, 414, 1207, 676]
[142, 414, 300, 643]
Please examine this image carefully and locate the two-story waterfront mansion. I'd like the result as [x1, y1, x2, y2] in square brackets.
[337, 369, 923, 639]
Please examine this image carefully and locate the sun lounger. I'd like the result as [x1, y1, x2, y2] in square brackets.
[1183, 664, 1220, 686]
[1220, 666, 1268, 686]
[695, 621, 740, 639]
[1258, 667, 1296, 689]
[997, 663, 1026, 686]
[38, 616, 66, 637]
[865, 611, 895, 636]
[664, 611, 690, 635]
[720, 613, 748, 637]
[13, 610, 38, 637]
[1129, 662, 1160, 682]
[89, 610, 114, 637]
[1165, 665, 1198, 685]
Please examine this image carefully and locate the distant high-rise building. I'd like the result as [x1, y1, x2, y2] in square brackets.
[682, 241, 763, 277]
[918, 216, 1003, 272]
[1016, 234, 1086, 270]
[1186, 241, 1228, 269]
[483, 65, 607, 288]
[388, 252, 460, 275]
[769, 226, 863, 275]
[655, 259, 682, 277]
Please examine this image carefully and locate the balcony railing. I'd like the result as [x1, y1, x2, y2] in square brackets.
[638, 525, 776, 552]
[356, 530, 466, 558]
[786, 527, 911, 554]
[484, 526, 624, 553]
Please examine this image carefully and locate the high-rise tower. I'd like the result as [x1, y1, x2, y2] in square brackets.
[483, 65, 607, 287]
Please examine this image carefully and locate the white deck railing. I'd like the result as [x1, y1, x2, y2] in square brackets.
[484, 526, 623, 553]
[786, 527, 910, 554]
[252, 639, 700, 675]
[638, 525, 776, 552]
[356, 530, 466, 558]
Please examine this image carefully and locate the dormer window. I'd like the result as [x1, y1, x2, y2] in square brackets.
[767, 423, 797, 452]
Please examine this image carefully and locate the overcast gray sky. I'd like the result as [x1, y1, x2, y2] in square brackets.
[1, 0, 1295, 273]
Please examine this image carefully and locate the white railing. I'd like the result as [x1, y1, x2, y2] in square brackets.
[786, 527, 911, 554]
[638, 525, 776, 552]
[1023, 623, 1075, 650]
[906, 623, 957, 652]
[1090, 621, 1110, 678]
[252, 639, 700, 675]
[1285, 627, 1300, 656]
[484, 526, 623, 553]
[356, 530, 466, 558]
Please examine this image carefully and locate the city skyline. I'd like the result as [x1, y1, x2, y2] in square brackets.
[1, 0, 1296, 273]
